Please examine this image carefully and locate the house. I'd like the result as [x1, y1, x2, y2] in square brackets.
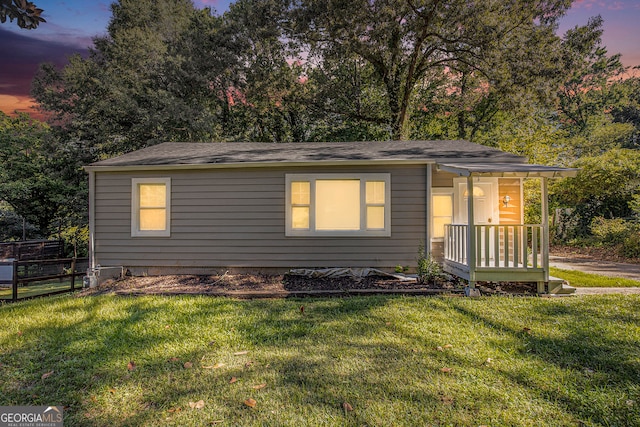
[85, 140, 577, 293]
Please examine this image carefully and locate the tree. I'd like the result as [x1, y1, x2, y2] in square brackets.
[551, 148, 640, 236]
[610, 76, 640, 149]
[0, 112, 76, 236]
[300, 55, 393, 141]
[221, 0, 313, 142]
[32, 0, 239, 158]
[0, 0, 44, 29]
[0, 202, 38, 241]
[287, 0, 572, 140]
[557, 16, 625, 134]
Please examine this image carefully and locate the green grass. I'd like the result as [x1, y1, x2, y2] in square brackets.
[550, 267, 640, 288]
[0, 279, 79, 300]
[1, 294, 640, 426]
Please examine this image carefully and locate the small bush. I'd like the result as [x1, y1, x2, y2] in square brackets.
[589, 217, 629, 244]
[620, 232, 640, 259]
[417, 244, 442, 283]
[631, 194, 640, 219]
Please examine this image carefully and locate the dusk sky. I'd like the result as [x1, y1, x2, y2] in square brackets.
[1, 0, 639, 117]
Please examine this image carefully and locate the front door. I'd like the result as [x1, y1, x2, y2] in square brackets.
[454, 179, 497, 225]
[454, 178, 499, 264]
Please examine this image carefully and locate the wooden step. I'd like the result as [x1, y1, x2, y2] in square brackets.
[548, 276, 576, 295]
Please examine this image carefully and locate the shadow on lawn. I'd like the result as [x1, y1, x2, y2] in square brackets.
[3, 295, 639, 426]
[227, 297, 451, 425]
[449, 299, 640, 426]
[1, 296, 217, 425]
[1, 295, 409, 426]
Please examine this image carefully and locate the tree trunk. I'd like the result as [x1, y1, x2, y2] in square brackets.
[387, 80, 411, 141]
[395, 102, 411, 141]
[457, 111, 467, 140]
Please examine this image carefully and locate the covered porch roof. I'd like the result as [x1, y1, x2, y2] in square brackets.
[437, 162, 578, 178]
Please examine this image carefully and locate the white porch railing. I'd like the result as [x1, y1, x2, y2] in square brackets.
[444, 224, 545, 269]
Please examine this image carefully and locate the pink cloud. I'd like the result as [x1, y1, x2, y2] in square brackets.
[572, 0, 634, 10]
[609, 2, 624, 10]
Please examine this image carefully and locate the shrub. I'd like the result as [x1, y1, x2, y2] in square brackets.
[630, 194, 640, 219]
[56, 225, 89, 257]
[589, 217, 629, 244]
[417, 244, 442, 283]
[620, 232, 640, 259]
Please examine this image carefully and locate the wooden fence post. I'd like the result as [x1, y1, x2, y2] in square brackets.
[11, 259, 18, 302]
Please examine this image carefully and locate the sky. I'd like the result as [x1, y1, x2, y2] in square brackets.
[1, 0, 639, 117]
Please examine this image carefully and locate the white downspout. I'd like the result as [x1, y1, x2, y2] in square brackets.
[88, 169, 96, 273]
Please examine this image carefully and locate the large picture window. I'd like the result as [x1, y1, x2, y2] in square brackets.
[131, 178, 171, 237]
[286, 174, 391, 237]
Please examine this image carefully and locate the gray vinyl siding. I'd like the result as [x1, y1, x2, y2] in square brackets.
[93, 165, 428, 273]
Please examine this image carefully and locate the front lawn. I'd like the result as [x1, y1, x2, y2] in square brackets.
[1, 294, 639, 426]
[550, 267, 640, 287]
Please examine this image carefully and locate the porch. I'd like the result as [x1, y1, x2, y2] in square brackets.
[443, 223, 551, 292]
[432, 162, 578, 294]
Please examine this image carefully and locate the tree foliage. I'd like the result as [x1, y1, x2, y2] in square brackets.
[0, 0, 44, 29]
[17, 0, 640, 255]
[610, 76, 640, 149]
[0, 203, 38, 241]
[551, 148, 640, 237]
[557, 16, 626, 140]
[287, 0, 572, 140]
[221, 0, 312, 142]
[0, 112, 80, 237]
[32, 0, 239, 158]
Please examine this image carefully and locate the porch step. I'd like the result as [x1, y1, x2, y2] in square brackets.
[548, 276, 576, 295]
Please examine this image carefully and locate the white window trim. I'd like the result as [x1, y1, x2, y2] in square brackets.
[131, 177, 171, 237]
[431, 187, 454, 242]
[285, 173, 391, 237]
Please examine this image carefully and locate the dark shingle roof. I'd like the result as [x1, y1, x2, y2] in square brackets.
[88, 140, 525, 168]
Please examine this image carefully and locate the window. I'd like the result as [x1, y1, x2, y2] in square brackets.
[132, 178, 171, 237]
[432, 188, 453, 240]
[286, 174, 391, 236]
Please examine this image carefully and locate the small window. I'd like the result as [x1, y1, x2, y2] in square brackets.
[366, 181, 386, 230]
[432, 189, 453, 240]
[291, 181, 310, 229]
[132, 178, 171, 237]
[286, 174, 390, 237]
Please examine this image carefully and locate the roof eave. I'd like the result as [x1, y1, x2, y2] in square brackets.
[437, 164, 579, 178]
[84, 158, 438, 172]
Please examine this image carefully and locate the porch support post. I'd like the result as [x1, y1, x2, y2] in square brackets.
[467, 176, 476, 288]
[539, 177, 550, 293]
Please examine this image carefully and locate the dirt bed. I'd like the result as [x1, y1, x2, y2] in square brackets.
[76, 273, 546, 297]
[79, 273, 469, 297]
